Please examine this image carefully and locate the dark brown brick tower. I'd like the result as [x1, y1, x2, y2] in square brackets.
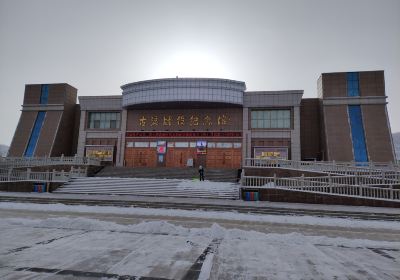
[318, 71, 396, 162]
[8, 83, 78, 157]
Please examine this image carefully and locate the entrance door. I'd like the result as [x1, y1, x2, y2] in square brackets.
[125, 148, 157, 167]
[174, 149, 189, 168]
[166, 148, 196, 168]
[206, 148, 241, 168]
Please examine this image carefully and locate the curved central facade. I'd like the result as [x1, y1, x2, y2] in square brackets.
[121, 78, 246, 107]
[122, 78, 246, 168]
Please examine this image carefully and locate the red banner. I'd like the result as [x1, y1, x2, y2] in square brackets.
[126, 131, 242, 138]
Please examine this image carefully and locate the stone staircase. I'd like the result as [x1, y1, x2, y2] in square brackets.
[95, 166, 239, 182]
[54, 177, 240, 199]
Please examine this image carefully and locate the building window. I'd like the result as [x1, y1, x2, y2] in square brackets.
[134, 142, 149, 148]
[88, 112, 121, 129]
[234, 142, 242, 148]
[175, 142, 189, 148]
[126, 142, 134, 148]
[251, 110, 291, 129]
[207, 142, 216, 148]
[216, 142, 233, 148]
[149, 142, 157, 147]
[347, 72, 360, 97]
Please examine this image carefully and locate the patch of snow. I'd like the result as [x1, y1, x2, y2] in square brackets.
[177, 180, 236, 192]
[2, 217, 400, 249]
[1, 202, 400, 231]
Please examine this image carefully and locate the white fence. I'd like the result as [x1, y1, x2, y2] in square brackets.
[241, 175, 400, 201]
[291, 175, 400, 187]
[0, 166, 87, 183]
[0, 156, 101, 169]
[243, 158, 400, 177]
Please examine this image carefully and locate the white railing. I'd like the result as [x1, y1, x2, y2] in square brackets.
[242, 175, 400, 201]
[242, 175, 331, 188]
[290, 175, 400, 186]
[244, 158, 400, 176]
[0, 156, 101, 169]
[320, 160, 400, 170]
[0, 166, 87, 183]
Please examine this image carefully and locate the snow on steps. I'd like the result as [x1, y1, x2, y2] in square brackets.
[95, 166, 239, 182]
[55, 177, 240, 199]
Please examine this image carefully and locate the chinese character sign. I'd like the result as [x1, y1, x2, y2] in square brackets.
[136, 113, 232, 129]
[85, 146, 114, 161]
[254, 147, 288, 160]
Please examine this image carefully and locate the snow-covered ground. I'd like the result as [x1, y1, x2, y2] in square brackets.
[1, 202, 400, 231]
[1, 202, 400, 279]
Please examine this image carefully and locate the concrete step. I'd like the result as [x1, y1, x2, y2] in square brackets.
[63, 180, 181, 186]
[55, 191, 238, 199]
[95, 166, 239, 182]
[56, 187, 238, 194]
[59, 186, 238, 195]
[56, 191, 236, 199]
[57, 189, 237, 196]
[56, 177, 239, 199]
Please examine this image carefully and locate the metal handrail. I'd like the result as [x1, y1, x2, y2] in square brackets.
[0, 156, 101, 169]
[290, 175, 400, 186]
[242, 175, 400, 201]
[0, 166, 87, 183]
[243, 158, 400, 175]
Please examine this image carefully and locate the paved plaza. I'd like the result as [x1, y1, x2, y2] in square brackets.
[0, 202, 399, 279]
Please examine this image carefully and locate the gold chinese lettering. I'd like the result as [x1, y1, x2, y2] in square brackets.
[163, 115, 172, 126]
[177, 115, 185, 126]
[150, 116, 158, 126]
[217, 114, 229, 125]
[189, 115, 199, 126]
[203, 115, 212, 126]
[139, 116, 146, 127]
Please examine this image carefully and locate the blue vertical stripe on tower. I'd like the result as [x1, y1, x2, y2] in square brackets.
[346, 72, 360, 97]
[40, 84, 49, 104]
[24, 111, 46, 157]
[348, 105, 368, 162]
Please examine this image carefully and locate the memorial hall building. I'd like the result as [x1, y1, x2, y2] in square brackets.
[8, 70, 397, 168]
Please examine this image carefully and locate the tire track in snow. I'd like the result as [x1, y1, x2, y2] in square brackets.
[182, 238, 222, 280]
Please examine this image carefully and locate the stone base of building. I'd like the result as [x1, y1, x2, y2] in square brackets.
[242, 187, 400, 208]
[0, 182, 63, 193]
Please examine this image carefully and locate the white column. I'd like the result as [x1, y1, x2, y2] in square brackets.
[76, 110, 87, 157]
[291, 106, 301, 161]
[116, 109, 127, 167]
[242, 107, 251, 166]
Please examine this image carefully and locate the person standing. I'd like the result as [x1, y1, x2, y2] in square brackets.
[198, 165, 205, 181]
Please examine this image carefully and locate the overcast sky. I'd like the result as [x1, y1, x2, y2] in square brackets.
[0, 0, 399, 146]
